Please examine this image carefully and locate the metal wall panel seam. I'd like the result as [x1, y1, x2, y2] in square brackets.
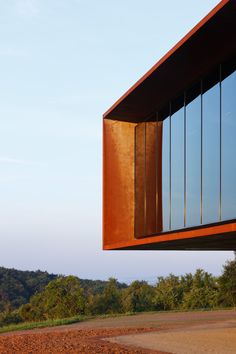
[169, 102, 172, 230]
[219, 64, 222, 221]
[200, 79, 203, 225]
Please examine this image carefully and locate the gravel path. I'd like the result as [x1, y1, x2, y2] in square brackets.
[0, 328, 168, 354]
[1, 310, 235, 353]
[109, 327, 236, 354]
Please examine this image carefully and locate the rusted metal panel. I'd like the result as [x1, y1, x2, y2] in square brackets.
[134, 121, 163, 238]
[104, 221, 236, 250]
[103, 119, 135, 247]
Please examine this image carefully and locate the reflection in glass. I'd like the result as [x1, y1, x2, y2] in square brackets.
[171, 106, 184, 229]
[222, 70, 236, 220]
[162, 117, 170, 231]
[202, 82, 220, 224]
[137, 61, 236, 237]
[186, 94, 201, 227]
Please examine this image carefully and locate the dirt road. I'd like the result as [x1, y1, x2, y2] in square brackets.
[0, 309, 235, 353]
[108, 314, 236, 354]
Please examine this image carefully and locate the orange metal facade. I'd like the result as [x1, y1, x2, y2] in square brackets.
[103, 0, 236, 250]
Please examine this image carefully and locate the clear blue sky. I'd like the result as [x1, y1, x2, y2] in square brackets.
[0, 0, 232, 283]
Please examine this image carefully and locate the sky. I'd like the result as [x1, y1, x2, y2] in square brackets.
[0, 0, 233, 283]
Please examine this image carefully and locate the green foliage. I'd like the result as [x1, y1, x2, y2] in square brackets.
[182, 269, 218, 310]
[0, 267, 57, 312]
[0, 267, 127, 316]
[19, 276, 86, 321]
[154, 274, 183, 310]
[121, 281, 155, 312]
[79, 278, 127, 296]
[0, 310, 23, 327]
[218, 256, 236, 307]
[103, 278, 122, 313]
[0, 316, 87, 334]
[1, 255, 236, 328]
[153, 270, 218, 311]
[86, 278, 122, 315]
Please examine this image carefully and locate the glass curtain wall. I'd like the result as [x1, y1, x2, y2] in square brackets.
[135, 58, 236, 238]
[202, 78, 220, 224]
[171, 103, 185, 230]
[160, 62, 236, 233]
[186, 86, 201, 227]
[222, 66, 236, 220]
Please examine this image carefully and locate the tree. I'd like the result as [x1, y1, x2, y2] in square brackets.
[86, 278, 122, 315]
[102, 278, 122, 314]
[182, 269, 218, 310]
[0, 267, 56, 312]
[121, 281, 155, 313]
[19, 276, 86, 321]
[218, 255, 236, 307]
[154, 274, 183, 310]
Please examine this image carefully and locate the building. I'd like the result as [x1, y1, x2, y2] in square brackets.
[103, 0, 236, 250]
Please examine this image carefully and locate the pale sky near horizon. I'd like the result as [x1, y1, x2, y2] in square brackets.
[0, 0, 233, 284]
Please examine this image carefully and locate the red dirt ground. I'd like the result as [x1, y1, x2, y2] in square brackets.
[0, 327, 169, 354]
[1, 310, 235, 353]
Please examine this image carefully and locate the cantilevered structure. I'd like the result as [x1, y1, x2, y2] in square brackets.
[103, 0, 236, 250]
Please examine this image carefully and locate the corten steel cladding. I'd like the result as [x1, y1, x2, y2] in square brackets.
[135, 121, 163, 238]
[103, 119, 135, 247]
[103, 119, 163, 248]
[103, 0, 236, 250]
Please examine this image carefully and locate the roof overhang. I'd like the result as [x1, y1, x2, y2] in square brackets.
[103, 0, 236, 122]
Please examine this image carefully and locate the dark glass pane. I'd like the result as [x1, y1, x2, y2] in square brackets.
[171, 105, 184, 229]
[135, 123, 145, 237]
[202, 82, 220, 224]
[186, 93, 201, 227]
[222, 69, 236, 220]
[162, 117, 170, 231]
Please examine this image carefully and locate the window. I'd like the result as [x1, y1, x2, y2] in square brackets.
[202, 77, 220, 224]
[135, 57, 236, 238]
[186, 85, 201, 227]
[222, 64, 236, 220]
[171, 103, 184, 230]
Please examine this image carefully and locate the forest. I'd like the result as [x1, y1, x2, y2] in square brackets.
[0, 254, 236, 327]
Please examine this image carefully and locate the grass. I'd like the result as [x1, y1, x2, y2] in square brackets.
[0, 312, 136, 335]
[0, 316, 88, 334]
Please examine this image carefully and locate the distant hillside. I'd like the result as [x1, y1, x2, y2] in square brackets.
[0, 267, 127, 313]
[0, 267, 57, 312]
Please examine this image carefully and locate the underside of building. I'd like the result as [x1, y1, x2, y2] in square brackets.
[103, 0, 236, 250]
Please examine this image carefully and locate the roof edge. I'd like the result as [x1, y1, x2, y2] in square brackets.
[103, 0, 229, 119]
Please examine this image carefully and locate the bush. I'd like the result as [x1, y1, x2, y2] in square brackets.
[121, 281, 155, 313]
[0, 311, 23, 327]
[154, 274, 183, 311]
[19, 276, 86, 321]
[218, 255, 236, 307]
[181, 269, 218, 310]
[86, 278, 122, 315]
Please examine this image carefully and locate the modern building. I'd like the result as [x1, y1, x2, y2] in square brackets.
[103, 0, 236, 250]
